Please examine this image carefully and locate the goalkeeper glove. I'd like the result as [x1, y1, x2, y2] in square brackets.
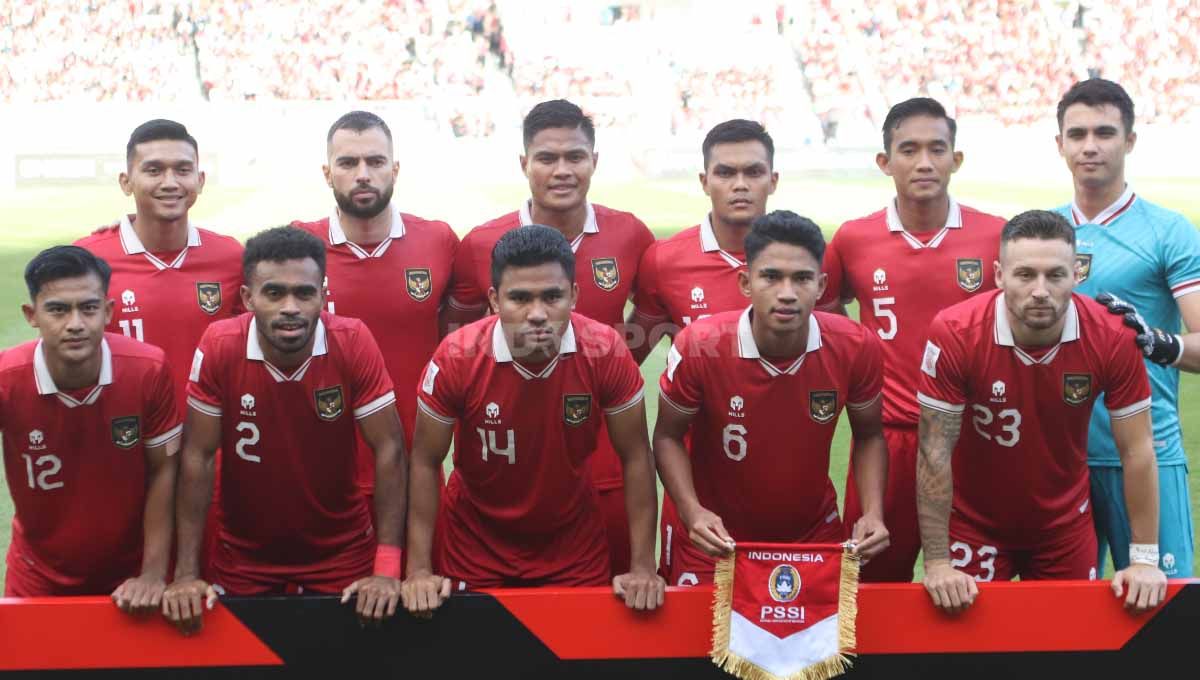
[1095, 292, 1184, 366]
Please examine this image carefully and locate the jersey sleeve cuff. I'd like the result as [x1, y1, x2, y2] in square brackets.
[1109, 396, 1152, 420]
[446, 295, 485, 312]
[1171, 279, 1200, 299]
[144, 423, 184, 448]
[632, 307, 668, 323]
[847, 392, 882, 411]
[354, 391, 396, 419]
[603, 388, 644, 416]
[417, 397, 457, 425]
[917, 392, 965, 414]
[659, 391, 699, 416]
[187, 395, 222, 417]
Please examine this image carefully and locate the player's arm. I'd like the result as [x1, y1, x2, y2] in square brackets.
[652, 397, 734, 557]
[626, 309, 674, 365]
[846, 397, 889, 561]
[401, 408, 454, 616]
[916, 404, 977, 614]
[608, 399, 666, 610]
[340, 406, 406, 626]
[113, 437, 181, 615]
[1110, 408, 1168, 611]
[162, 407, 220, 635]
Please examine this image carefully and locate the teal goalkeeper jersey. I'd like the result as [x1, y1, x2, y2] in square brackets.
[1055, 188, 1200, 467]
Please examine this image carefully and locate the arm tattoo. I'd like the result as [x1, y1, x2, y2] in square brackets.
[917, 406, 962, 563]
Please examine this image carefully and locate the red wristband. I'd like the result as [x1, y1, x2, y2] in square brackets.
[374, 544, 402, 578]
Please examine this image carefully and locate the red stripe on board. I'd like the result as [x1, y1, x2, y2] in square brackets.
[491, 580, 1194, 659]
[0, 597, 282, 670]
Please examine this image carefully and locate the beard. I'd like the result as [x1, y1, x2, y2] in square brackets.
[334, 183, 394, 220]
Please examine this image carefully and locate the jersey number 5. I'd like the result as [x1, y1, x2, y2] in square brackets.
[872, 298, 897, 340]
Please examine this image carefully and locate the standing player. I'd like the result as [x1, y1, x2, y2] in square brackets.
[2, 246, 180, 614]
[1052, 78, 1200, 577]
[653, 212, 889, 586]
[818, 98, 1006, 582]
[162, 228, 406, 633]
[402, 226, 665, 614]
[916, 210, 1166, 613]
[292, 110, 459, 519]
[625, 119, 778, 580]
[443, 100, 656, 575]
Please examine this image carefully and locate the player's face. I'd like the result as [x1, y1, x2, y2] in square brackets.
[120, 140, 205, 223]
[324, 127, 398, 220]
[488, 262, 578, 359]
[22, 274, 112, 368]
[739, 242, 826, 335]
[1056, 103, 1135, 191]
[877, 115, 962, 202]
[242, 258, 326, 357]
[996, 237, 1076, 333]
[521, 126, 596, 214]
[701, 141, 778, 229]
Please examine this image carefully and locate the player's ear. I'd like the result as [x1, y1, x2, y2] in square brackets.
[738, 269, 751, 297]
[487, 287, 500, 315]
[391, 160, 400, 182]
[591, 150, 599, 170]
[570, 282, 580, 310]
[240, 284, 254, 312]
[102, 298, 114, 326]
[817, 271, 828, 300]
[951, 150, 964, 173]
[322, 164, 333, 188]
[196, 170, 206, 195]
[1055, 133, 1064, 157]
[768, 169, 779, 194]
[519, 154, 529, 178]
[21, 303, 36, 328]
[875, 152, 891, 176]
[1125, 130, 1137, 154]
[699, 171, 710, 196]
[118, 171, 134, 196]
[993, 259, 1003, 288]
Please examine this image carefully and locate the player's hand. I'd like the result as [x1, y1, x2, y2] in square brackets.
[850, 514, 890, 562]
[400, 570, 451, 618]
[612, 568, 666, 611]
[112, 574, 167, 616]
[341, 575, 402, 627]
[162, 578, 218, 636]
[922, 560, 978, 615]
[1095, 292, 1183, 366]
[682, 505, 735, 557]
[1112, 563, 1168, 613]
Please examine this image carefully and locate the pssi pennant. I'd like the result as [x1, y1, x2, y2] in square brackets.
[196, 282, 222, 315]
[956, 258, 983, 292]
[406, 268, 433, 302]
[315, 386, 345, 421]
[591, 257, 620, 292]
[111, 416, 141, 450]
[1063, 373, 1092, 406]
[1074, 254, 1093, 283]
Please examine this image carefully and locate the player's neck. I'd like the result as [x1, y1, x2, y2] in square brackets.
[1006, 309, 1068, 348]
[338, 206, 394, 245]
[750, 311, 809, 359]
[529, 201, 587, 241]
[131, 212, 190, 252]
[1073, 179, 1127, 222]
[257, 329, 316, 371]
[709, 213, 752, 253]
[43, 349, 102, 392]
[894, 193, 950, 234]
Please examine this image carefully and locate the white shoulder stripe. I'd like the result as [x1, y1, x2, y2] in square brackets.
[354, 391, 396, 419]
[417, 397, 457, 425]
[847, 392, 882, 411]
[1109, 397, 1152, 420]
[144, 423, 184, 449]
[917, 392, 965, 414]
[603, 388, 645, 416]
[659, 391, 699, 416]
[187, 396, 222, 417]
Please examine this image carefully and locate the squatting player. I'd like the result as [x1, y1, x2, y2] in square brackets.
[2, 247, 181, 614]
[1052, 78, 1200, 577]
[292, 110, 459, 523]
[163, 228, 407, 633]
[819, 98, 1005, 582]
[402, 226, 665, 614]
[917, 210, 1167, 613]
[444, 100, 655, 575]
[653, 211, 890, 585]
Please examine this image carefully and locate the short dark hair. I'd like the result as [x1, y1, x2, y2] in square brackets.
[25, 245, 112, 300]
[327, 110, 393, 145]
[243, 227, 327, 285]
[126, 119, 198, 165]
[522, 99, 595, 150]
[881, 97, 957, 153]
[1000, 210, 1076, 252]
[1056, 78, 1135, 133]
[745, 210, 826, 265]
[702, 119, 774, 169]
[490, 225, 576, 289]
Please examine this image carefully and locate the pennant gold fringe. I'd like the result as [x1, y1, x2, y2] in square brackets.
[711, 550, 860, 680]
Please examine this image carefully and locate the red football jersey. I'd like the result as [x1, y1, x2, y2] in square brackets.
[633, 215, 749, 329]
[292, 207, 459, 489]
[418, 313, 644, 536]
[0, 334, 181, 593]
[445, 201, 655, 490]
[186, 313, 395, 570]
[917, 291, 1151, 547]
[820, 199, 1005, 426]
[659, 308, 883, 541]
[75, 216, 244, 413]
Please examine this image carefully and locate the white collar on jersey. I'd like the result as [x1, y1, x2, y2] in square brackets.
[246, 317, 328, 382]
[699, 214, 747, 268]
[118, 215, 202, 270]
[992, 293, 1080, 366]
[328, 203, 407, 259]
[33, 338, 113, 407]
[736, 305, 822, 377]
[1069, 185, 1136, 226]
[885, 196, 963, 250]
[519, 200, 598, 253]
[491, 318, 577, 380]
